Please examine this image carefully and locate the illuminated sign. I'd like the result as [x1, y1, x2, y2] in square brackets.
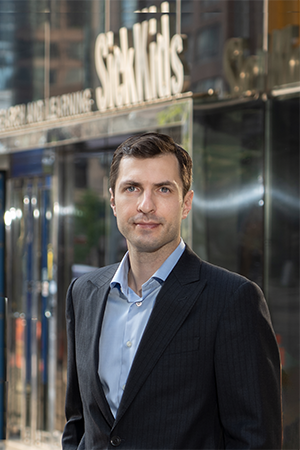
[224, 25, 300, 94]
[0, 1, 184, 133]
[94, 1, 184, 112]
[0, 89, 93, 132]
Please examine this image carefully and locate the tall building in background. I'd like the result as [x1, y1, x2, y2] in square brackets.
[0, 0, 17, 108]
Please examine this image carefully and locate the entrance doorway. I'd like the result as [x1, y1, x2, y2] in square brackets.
[5, 173, 56, 444]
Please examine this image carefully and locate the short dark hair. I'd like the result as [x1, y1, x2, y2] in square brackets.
[110, 132, 193, 197]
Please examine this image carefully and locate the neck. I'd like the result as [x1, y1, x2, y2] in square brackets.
[127, 241, 180, 296]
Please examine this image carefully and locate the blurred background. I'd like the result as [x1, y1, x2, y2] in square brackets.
[0, 0, 299, 448]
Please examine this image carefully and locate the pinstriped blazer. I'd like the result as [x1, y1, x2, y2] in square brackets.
[62, 245, 282, 450]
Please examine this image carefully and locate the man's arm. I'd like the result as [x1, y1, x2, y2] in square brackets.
[62, 280, 85, 450]
[215, 280, 282, 449]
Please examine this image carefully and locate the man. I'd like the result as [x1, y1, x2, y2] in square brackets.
[62, 132, 282, 449]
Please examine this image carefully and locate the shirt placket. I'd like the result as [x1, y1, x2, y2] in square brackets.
[119, 290, 143, 397]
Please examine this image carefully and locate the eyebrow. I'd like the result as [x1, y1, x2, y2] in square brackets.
[118, 180, 178, 189]
[154, 181, 177, 189]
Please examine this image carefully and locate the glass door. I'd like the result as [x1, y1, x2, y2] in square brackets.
[5, 175, 56, 445]
[192, 99, 265, 288]
[265, 96, 299, 448]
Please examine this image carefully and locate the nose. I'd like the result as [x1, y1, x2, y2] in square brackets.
[137, 190, 156, 214]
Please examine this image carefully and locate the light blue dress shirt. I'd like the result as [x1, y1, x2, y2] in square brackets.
[99, 239, 185, 418]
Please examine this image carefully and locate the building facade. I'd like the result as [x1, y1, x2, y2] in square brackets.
[0, 0, 299, 447]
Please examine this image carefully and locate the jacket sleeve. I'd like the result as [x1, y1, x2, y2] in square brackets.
[62, 279, 85, 450]
[214, 280, 282, 449]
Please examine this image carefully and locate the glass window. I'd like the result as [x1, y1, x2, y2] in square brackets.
[49, 69, 57, 85]
[233, 0, 250, 38]
[65, 1, 89, 28]
[122, 0, 138, 29]
[202, 0, 220, 7]
[192, 100, 264, 287]
[66, 42, 83, 60]
[63, 67, 83, 85]
[181, 0, 193, 28]
[0, 42, 14, 91]
[34, 41, 44, 58]
[265, 96, 299, 448]
[5, 174, 55, 440]
[196, 24, 221, 61]
[72, 149, 126, 269]
[33, 67, 44, 85]
[50, 43, 60, 59]
[195, 77, 224, 94]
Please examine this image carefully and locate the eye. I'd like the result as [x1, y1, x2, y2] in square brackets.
[126, 186, 137, 192]
[160, 186, 170, 193]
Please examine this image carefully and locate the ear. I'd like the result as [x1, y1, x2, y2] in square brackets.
[109, 188, 117, 216]
[182, 190, 193, 220]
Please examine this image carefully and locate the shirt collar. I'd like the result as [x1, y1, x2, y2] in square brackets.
[111, 238, 186, 293]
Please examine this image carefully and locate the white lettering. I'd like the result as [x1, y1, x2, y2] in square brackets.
[161, 2, 171, 98]
[149, 7, 158, 99]
[133, 21, 152, 101]
[223, 28, 300, 95]
[50, 97, 58, 118]
[171, 34, 184, 94]
[0, 90, 93, 132]
[95, 33, 110, 112]
[94, 1, 184, 112]
[0, 104, 26, 129]
[120, 27, 138, 106]
[112, 46, 125, 107]
[82, 89, 93, 113]
[60, 95, 69, 117]
[27, 100, 44, 124]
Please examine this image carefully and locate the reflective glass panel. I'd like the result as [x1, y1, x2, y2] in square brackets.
[5, 175, 55, 443]
[192, 100, 264, 287]
[266, 96, 299, 448]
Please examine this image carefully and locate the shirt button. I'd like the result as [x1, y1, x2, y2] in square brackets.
[126, 341, 132, 347]
[122, 384, 126, 390]
[111, 435, 122, 446]
[136, 301, 142, 307]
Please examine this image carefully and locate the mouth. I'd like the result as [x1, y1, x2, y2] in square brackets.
[135, 222, 160, 229]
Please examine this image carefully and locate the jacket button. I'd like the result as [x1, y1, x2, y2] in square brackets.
[111, 435, 122, 446]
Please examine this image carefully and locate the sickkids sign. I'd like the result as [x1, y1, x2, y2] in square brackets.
[0, 2, 184, 132]
[95, 1, 184, 111]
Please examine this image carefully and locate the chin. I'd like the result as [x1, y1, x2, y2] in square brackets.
[131, 237, 176, 254]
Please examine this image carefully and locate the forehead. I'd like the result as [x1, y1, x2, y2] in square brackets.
[116, 154, 182, 184]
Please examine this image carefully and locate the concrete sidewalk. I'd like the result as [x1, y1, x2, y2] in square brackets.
[1, 440, 61, 450]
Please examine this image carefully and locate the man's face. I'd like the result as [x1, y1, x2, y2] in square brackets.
[110, 154, 193, 256]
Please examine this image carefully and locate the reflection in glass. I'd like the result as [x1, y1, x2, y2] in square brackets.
[266, 97, 299, 449]
[73, 150, 126, 270]
[192, 100, 264, 287]
[6, 174, 55, 442]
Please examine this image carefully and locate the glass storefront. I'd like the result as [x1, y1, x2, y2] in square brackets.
[192, 99, 265, 288]
[3, 100, 193, 445]
[5, 171, 56, 443]
[266, 95, 299, 448]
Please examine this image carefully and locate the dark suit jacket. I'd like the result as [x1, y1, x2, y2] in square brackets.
[62, 245, 282, 449]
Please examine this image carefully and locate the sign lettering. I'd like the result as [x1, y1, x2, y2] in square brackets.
[0, 89, 93, 132]
[223, 25, 300, 94]
[0, 1, 185, 132]
[94, 2, 184, 112]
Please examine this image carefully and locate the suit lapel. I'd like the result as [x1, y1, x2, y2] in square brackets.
[83, 266, 118, 427]
[114, 247, 206, 425]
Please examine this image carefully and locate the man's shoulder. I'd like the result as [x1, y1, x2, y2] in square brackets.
[72, 262, 119, 291]
[182, 245, 258, 292]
